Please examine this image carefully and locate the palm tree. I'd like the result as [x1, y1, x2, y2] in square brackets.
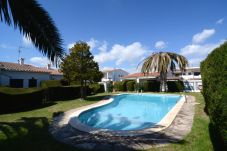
[0, 0, 64, 64]
[140, 52, 188, 92]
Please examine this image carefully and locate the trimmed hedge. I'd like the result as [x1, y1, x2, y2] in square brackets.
[43, 86, 82, 101]
[201, 42, 227, 147]
[167, 81, 184, 92]
[0, 85, 95, 113]
[40, 80, 62, 88]
[141, 80, 160, 92]
[126, 81, 136, 91]
[0, 87, 44, 112]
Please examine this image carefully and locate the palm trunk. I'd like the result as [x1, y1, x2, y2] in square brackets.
[160, 72, 168, 92]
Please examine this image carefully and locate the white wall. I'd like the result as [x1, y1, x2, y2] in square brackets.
[0, 70, 50, 88]
[102, 70, 129, 82]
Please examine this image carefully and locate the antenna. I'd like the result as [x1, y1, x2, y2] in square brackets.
[18, 46, 24, 60]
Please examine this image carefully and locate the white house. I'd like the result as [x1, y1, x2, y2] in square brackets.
[173, 67, 202, 92]
[101, 69, 129, 91]
[0, 59, 63, 88]
[122, 67, 202, 92]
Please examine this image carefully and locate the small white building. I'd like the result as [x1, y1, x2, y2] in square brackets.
[0, 59, 63, 88]
[101, 69, 129, 91]
[173, 67, 202, 92]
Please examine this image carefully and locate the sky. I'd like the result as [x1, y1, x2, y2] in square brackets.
[0, 0, 227, 73]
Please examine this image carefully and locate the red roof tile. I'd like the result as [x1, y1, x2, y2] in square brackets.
[0, 61, 62, 75]
[123, 72, 160, 78]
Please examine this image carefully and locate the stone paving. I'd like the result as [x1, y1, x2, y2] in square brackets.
[49, 95, 196, 151]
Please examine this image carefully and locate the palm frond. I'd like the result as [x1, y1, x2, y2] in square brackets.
[140, 51, 188, 74]
[0, 0, 64, 65]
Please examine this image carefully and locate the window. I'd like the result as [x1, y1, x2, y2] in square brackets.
[188, 72, 192, 75]
[194, 72, 200, 76]
[10, 79, 23, 88]
[29, 78, 37, 87]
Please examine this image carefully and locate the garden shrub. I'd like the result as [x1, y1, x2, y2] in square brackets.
[0, 87, 44, 113]
[44, 86, 82, 101]
[114, 81, 127, 91]
[60, 79, 70, 86]
[107, 82, 113, 92]
[134, 83, 142, 92]
[201, 42, 227, 147]
[141, 80, 160, 92]
[89, 83, 105, 94]
[126, 81, 136, 91]
[0, 85, 92, 113]
[40, 80, 62, 88]
[167, 81, 184, 92]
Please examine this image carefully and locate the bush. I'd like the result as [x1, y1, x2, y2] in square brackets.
[0, 87, 44, 113]
[0, 85, 92, 112]
[141, 80, 160, 92]
[40, 80, 62, 88]
[107, 82, 113, 92]
[44, 86, 82, 101]
[60, 79, 70, 86]
[126, 81, 136, 91]
[89, 83, 105, 94]
[201, 42, 227, 147]
[167, 81, 184, 92]
[134, 83, 142, 92]
[113, 81, 127, 91]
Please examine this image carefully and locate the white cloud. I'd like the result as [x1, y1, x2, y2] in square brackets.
[101, 67, 114, 71]
[0, 43, 16, 49]
[216, 18, 224, 24]
[22, 35, 32, 46]
[180, 40, 225, 66]
[67, 38, 100, 51]
[67, 43, 75, 49]
[155, 41, 167, 49]
[192, 29, 215, 44]
[30, 57, 50, 66]
[94, 42, 148, 66]
[87, 38, 98, 51]
[98, 41, 108, 52]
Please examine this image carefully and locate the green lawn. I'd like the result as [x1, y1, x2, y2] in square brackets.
[0, 93, 213, 151]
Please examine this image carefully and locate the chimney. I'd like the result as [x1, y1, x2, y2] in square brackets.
[47, 64, 51, 70]
[19, 58, 24, 65]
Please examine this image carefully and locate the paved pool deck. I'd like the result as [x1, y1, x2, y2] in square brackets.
[49, 95, 196, 151]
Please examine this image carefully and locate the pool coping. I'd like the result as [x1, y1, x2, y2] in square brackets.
[49, 94, 196, 150]
[68, 93, 186, 136]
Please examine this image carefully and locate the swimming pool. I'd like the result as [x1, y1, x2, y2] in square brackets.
[75, 94, 182, 131]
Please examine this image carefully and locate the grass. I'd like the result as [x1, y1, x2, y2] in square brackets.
[0, 93, 214, 151]
[146, 93, 213, 151]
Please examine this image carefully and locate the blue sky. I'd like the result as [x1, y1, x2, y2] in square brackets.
[0, 0, 227, 73]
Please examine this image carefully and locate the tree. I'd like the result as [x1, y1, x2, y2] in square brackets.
[140, 52, 188, 92]
[0, 0, 64, 64]
[60, 41, 103, 99]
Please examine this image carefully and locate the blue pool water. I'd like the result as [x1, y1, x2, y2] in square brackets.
[77, 94, 181, 131]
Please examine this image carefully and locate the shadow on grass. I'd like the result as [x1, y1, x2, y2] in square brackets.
[209, 123, 225, 151]
[0, 117, 80, 151]
[0, 102, 57, 115]
[86, 94, 112, 102]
